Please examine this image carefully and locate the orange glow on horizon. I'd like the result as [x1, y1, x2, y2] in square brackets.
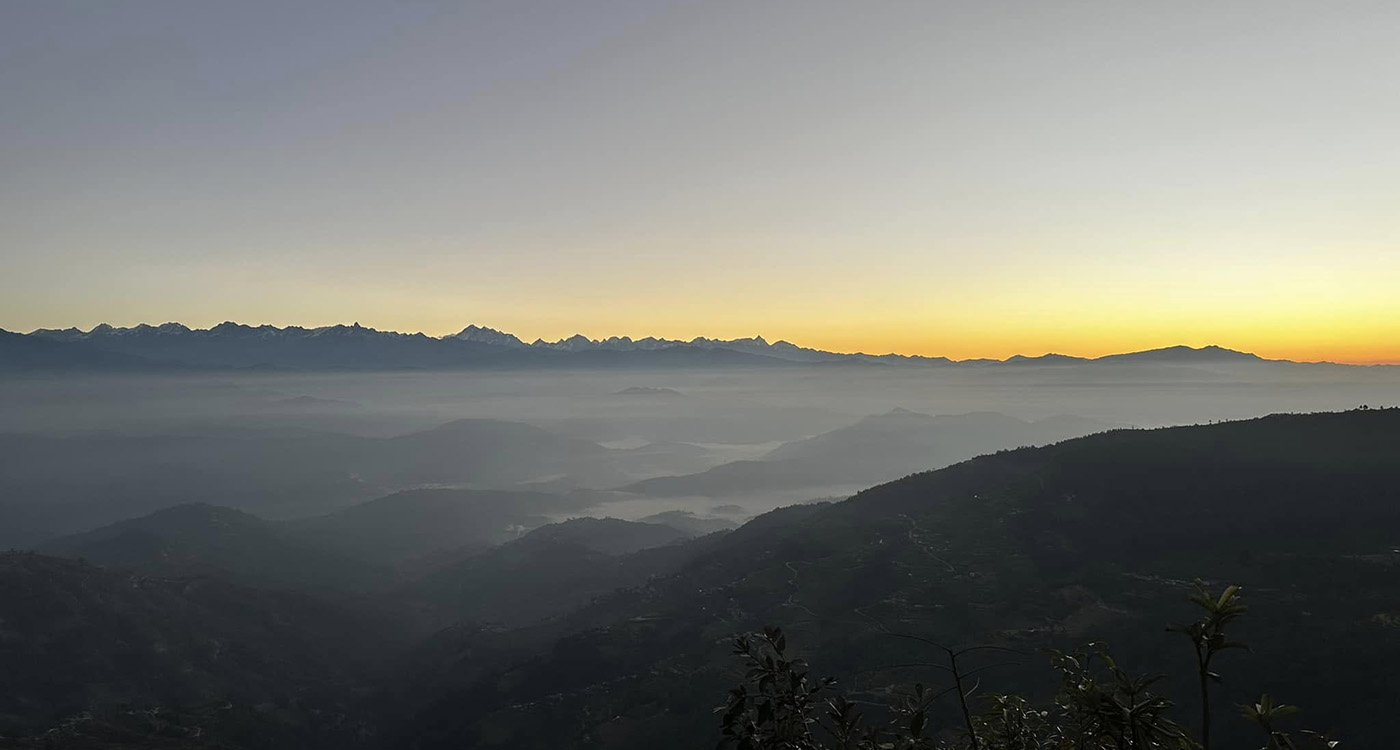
[14, 313, 1397, 366]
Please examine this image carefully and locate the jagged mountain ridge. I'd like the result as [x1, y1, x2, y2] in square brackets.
[4, 320, 1303, 371]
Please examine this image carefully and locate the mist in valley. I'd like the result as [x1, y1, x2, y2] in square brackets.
[4, 359, 1394, 549]
[5, 354, 1400, 747]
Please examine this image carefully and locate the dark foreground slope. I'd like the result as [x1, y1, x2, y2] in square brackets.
[0, 519, 712, 749]
[0, 553, 396, 749]
[394, 409, 1400, 749]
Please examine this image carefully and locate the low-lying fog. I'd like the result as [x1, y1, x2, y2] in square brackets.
[2, 361, 1396, 549]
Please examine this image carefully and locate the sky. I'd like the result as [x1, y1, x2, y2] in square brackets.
[3, 1, 1398, 363]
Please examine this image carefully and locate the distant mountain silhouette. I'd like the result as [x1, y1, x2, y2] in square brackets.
[364, 418, 625, 487]
[0, 419, 623, 547]
[511, 516, 693, 556]
[637, 509, 737, 535]
[40, 503, 388, 592]
[284, 487, 584, 565]
[612, 386, 685, 397]
[4, 321, 1332, 372]
[1003, 352, 1091, 365]
[0, 327, 163, 370]
[38, 490, 612, 592]
[1095, 344, 1263, 363]
[404, 517, 709, 627]
[25, 321, 523, 370]
[449, 324, 527, 348]
[621, 409, 1112, 497]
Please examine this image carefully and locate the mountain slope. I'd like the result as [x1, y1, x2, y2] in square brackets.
[285, 487, 585, 565]
[366, 418, 623, 487]
[403, 517, 708, 628]
[19, 323, 788, 371]
[39, 503, 389, 592]
[39, 487, 605, 592]
[622, 409, 1111, 497]
[0, 552, 394, 748]
[27, 322, 522, 369]
[0, 328, 162, 371]
[396, 409, 1400, 750]
[1096, 344, 1263, 364]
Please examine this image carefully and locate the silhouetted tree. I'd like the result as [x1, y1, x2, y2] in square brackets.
[718, 581, 1339, 750]
[1168, 580, 1247, 750]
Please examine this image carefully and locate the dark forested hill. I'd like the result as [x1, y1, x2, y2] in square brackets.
[0, 552, 395, 748]
[402, 517, 708, 629]
[39, 503, 391, 592]
[39, 489, 606, 592]
[393, 409, 1400, 749]
[283, 487, 585, 566]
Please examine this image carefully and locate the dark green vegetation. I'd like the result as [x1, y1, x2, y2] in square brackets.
[39, 503, 390, 592]
[0, 552, 395, 749]
[719, 595, 1338, 750]
[2, 409, 1398, 748]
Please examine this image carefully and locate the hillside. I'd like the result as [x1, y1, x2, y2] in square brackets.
[40, 503, 390, 592]
[394, 409, 1400, 749]
[403, 518, 707, 628]
[40, 488, 607, 591]
[285, 487, 589, 566]
[0, 552, 394, 748]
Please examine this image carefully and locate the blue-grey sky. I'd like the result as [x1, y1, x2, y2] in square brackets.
[3, 1, 1398, 361]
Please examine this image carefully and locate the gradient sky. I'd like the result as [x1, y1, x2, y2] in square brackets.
[3, 1, 1398, 363]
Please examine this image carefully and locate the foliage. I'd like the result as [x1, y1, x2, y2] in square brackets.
[719, 583, 1339, 750]
[1167, 579, 1248, 750]
[1240, 696, 1339, 750]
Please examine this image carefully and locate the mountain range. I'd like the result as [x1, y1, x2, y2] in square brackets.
[0, 321, 1304, 372]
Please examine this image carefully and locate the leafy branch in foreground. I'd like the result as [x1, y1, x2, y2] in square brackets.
[1167, 580, 1247, 750]
[718, 626, 833, 750]
[1241, 695, 1339, 750]
[717, 582, 1341, 750]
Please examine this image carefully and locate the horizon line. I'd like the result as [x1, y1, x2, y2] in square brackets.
[10, 319, 1397, 367]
